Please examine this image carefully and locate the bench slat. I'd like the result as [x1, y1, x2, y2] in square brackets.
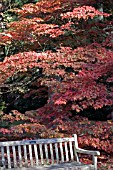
[23, 145, 28, 166]
[0, 138, 75, 146]
[1, 146, 6, 168]
[34, 144, 39, 166]
[44, 144, 49, 164]
[64, 142, 69, 162]
[60, 142, 64, 162]
[55, 143, 59, 164]
[18, 145, 22, 167]
[29, 145, 33, 166]
[6, 146, 11, 169]
[50, 143, 54, 164]
[39, 144, 43, 164]
[12, 145, 17, 168]
[69, 141, 74, 161]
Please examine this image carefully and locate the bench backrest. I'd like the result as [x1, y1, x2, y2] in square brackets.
[0, 134, 79, 169]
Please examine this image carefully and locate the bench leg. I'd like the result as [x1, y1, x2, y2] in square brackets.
[92, 155, 97, 170]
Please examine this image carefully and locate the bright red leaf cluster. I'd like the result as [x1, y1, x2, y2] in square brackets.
[61, 6, 110, 20]
[0, 1, 113, 167]
[0, 44, 113, 112]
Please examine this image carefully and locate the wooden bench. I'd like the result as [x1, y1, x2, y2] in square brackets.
[0, 134, 100, 170]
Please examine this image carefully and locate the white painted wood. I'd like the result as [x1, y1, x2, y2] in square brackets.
[12, 146, 17, 168]
[49, 143, 54, 164]
[69, 141, 74, 161]
[0, 138, 75, 146]
[23, 145, 28, 165]
[18, 145, 22, 167]
[6, 146, 11, 169]
[76, 148, 100, 156]
[29, 145, 33, 166]
[73, 134, 79, 162]
[73, 145, 79, 162]
[44, 144, 49, 164]
[39, 144, 43, 164]
[0, 134, 100, 169]
[34, 144, 39, 166]
[93, 155, 97, 170]
[64, 142, 69, 162]
[55, 143, 59, 164]
[1, 146, 5, 168]
[73, 134, 78, 148]
[60, 142, 64, 162]
[49, 144, 54, 164]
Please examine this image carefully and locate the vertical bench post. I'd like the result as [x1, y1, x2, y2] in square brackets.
[73, 134, 80, 163]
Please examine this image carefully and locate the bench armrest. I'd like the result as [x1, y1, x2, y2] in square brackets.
[76, 147, 100, 170]
[76, 147, 100, 156]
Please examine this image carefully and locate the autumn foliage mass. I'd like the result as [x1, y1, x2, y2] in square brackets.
[0, 0, 113, 168]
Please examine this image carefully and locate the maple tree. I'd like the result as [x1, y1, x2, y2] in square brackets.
[0, 0, 113, 113]
[0, 0, 113, 168]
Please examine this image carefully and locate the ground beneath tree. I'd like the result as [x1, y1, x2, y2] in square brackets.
[0, 110, 113, 169]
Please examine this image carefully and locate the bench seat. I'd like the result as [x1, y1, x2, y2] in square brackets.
[11, 162, 95, 170]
